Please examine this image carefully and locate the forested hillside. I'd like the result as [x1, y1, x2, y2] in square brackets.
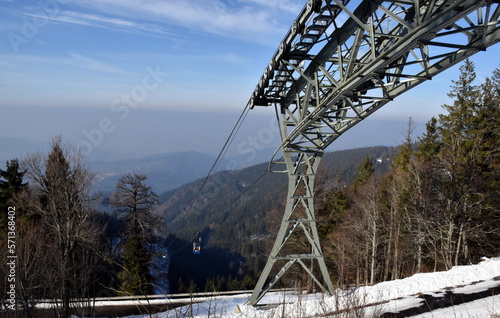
[158, 146, 397, 292]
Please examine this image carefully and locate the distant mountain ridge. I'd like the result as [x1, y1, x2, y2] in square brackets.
[89, 151, 225, 194]
[0, 137, 48, 163]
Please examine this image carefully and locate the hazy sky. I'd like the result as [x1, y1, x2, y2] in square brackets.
[1, 0, 499, 163]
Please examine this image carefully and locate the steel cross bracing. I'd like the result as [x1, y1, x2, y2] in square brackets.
[246, 0, 500, 306]
[247, 150, 334, 306]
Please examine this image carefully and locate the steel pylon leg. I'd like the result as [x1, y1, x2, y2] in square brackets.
[247, 150, 334, 306]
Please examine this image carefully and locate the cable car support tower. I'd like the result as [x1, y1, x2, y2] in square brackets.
[245, 0, 500, 306]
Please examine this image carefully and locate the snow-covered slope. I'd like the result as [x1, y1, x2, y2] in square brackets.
[80, 257, 500, 317]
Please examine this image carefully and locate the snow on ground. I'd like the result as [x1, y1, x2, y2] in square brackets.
[80, 257, 500, 317]
[412, 295, 500, 318]
[357, 257, 500, 303]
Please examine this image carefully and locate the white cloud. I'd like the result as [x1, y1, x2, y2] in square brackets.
[240, 0, 304, 14]
[29, 10, 175, 37]
[0, 54, 56, 67]
[62, 0, 299, 45]
[208, 52, 248, 65]
[65, 52, 127, 74]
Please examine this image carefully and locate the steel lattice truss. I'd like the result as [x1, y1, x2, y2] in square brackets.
[250, 0, 500, 155]
[247, 0, 500, 306]
[247, 150, 333, 306]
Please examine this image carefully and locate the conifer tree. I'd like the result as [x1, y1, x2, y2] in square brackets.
[392, 117, 415, 171]
[117, 235, 153, 295]
[477, 69, 500, 189]
[110, 172, 160, 295]
[0, 159, 27, 227]
[437, 59, 494, 266]
[0, 159, 27, 203]
[416, 117, 441, 161]
[352, 156, 373, 189]
[474, 68, 500, 255]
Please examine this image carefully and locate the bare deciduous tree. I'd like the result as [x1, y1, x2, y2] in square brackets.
[109, 172, 162, 296]
[110, 172, 161, 242]
[22, 136, 102, 318]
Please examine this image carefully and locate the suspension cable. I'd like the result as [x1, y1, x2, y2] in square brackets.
[164, 104, 251, 246]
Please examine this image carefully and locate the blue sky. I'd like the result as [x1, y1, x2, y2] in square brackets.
[1, 0, 499, 163]
[0, 0, 302, 110]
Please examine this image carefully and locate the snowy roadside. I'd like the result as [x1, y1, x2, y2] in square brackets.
[72, 257, 500, 318]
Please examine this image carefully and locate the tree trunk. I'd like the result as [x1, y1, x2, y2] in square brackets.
[454, 222, 464, 266]
[370, 217, 377, 285]
[392, 222, 400, 280]
[385, 207, 394, 281]
[416, 238, 422, 273]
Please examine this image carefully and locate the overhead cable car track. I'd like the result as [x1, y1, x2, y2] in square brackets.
[245, 0, 500, 306]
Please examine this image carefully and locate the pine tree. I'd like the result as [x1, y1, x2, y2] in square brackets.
[0, 159, 27, 227]
[0, 159, 27, 203]
[118, 235, 153, 295]
[317, 187, 350, 239]
[477, 68, 500, 189]
[392, 117, 415, 171]
[436, 59, 493, 266]
[352, 156, 373, 189]
[474, 68, 500, 255]
[416, 117, 441, 161]
[111, 173, 160, 295]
